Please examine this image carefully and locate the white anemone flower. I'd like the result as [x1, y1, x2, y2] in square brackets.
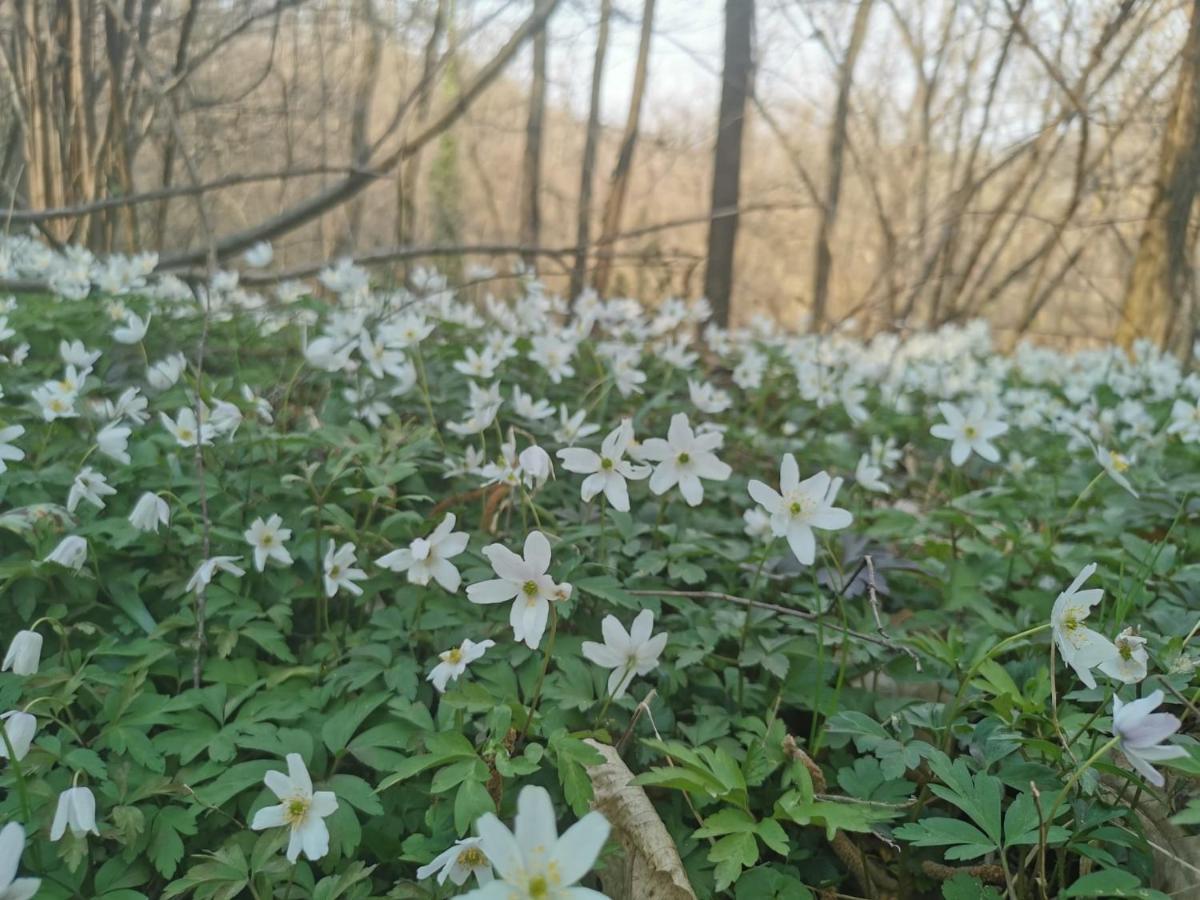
[50, 786, 99, 841]
[161, 408, 213, 447]
[557, 420, 650, 512]
[639, 413, 731, 507]
[581, 609, 668, 700]
[929, 400, 1007, 465]
[1112, 690, 1188, 788]
[44, 535, 87, 571]
[112, 311, 150, 344]
[323, 542, 367, 597]
[462, 784, 609, 900]
[250, 753, 338, 862]
[0, 711, 36, 761]
[747, 454, 853, 565]
[428, 638, 496, 693]
[0, 425, 24, 473]
[185, 556, 245, 594]
[0, 823, 40, 900]
[244, 515, 294, 572]
[2, 631, 42, 676]
[1099, 627, 1149, 684]
[1093, 444, 1138, 498]
[417, 836, 494, 887]
[1050, 563, 1117, 689]
[467, 531, 568, 650]
[376, 513, 469, 593]
[67, 466, 116, 513]
[129, 493, 169, 533]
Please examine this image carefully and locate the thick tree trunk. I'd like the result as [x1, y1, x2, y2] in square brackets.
[809, 0, 875, 332]
[568, 0, 612, 303]
[519, 19, 548, 262]
[703, 0, 754, 327]
[592, 0, 656, 297]
[1118, 0, 1200, 356]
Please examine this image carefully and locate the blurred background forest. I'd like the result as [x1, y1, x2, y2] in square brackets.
[4, 0, 1200, 352]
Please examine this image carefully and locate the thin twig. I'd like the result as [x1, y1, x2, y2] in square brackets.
[630, 589, 921, 670]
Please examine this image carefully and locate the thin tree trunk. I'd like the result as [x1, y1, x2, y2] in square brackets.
[568, 0, 612, 302]
[592, 0, 655, 297]
[396, 0, 448, 247]
[703, 0, 754, 327]
[1118, 0, 1200, 356]
[519, 16, 547, 262]
[809, 0, 874, 333]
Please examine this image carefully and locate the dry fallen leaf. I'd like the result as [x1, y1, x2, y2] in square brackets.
[584, 739, 697, 900]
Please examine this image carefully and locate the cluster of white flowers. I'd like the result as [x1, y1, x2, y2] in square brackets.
[4, 232, 1199, 894]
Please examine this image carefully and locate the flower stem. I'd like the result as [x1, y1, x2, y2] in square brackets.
[517, 605, 558, 746]
[1043, 736, 1120, 828]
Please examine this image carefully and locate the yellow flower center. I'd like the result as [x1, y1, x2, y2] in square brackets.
[529, 876, 549, 898]
[284, 797, 309, 826]
[262, 534, 273, 545]
[179, 428, 194, 441]
[330, 565, 342, 578]
[522, 580, 539, 597]
[1119, 643, 1132, 660]
[458, 846, 485, 867]
[600, 457, 614, 470]
[446, 647, 464, 664]
[964, 425, 978, 439]
[677, 452, 691, 464]
[1111, 453, 1129, 472]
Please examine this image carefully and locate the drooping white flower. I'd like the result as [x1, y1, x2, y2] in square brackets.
[147, 353, 187, 390]
[0, 425, 24, 473]
[161, 408, 213, 447]
[688, 378, 732, 414]
[44, 535, 87, 570]
[185, 556, 245, 593]
[1112, 690, 1188, 788]
[854, 453, 889, 493]
[0, 822, 41, 899]
[557, 420, 650, 512]
[244, 515, 294, 572]
[467, 531, 569, 650]
[929, 400, 1007, 466]
[250, 753, 338, 862]
[518, 445, 554, 489]
[428, 638, 496, 693]
[417, 836, 494, 887]
[581, 609, 668, 700]
[323, 542, 367, 598]
[96, 421, 132, 464]
[67, 466, 116, 513]
[2, 631, 42, 676]
[129, 493, 169, 533]
[747, 455, 853, 565]
[50, 786, 99, 841]
[1050, 563, 1117, 689]
[112, 311, 150, 344]
[376, 513, 469, 592]
[1099, 627, 1149, 684]
[639, 413, 731, 507]
[0, 711, 36, 762]
[462, 784, 609, 900]
[59, 340, 100, 371]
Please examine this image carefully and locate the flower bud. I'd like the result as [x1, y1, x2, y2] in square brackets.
[2, 631, 42, 676]
[44, 535, 87, 571]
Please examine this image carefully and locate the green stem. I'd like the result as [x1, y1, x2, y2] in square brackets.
[517, 605, 558, 746]
[1043, 736, 1120, 828]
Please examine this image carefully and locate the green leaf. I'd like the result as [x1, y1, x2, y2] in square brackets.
[1063, 869, 1144, 897]
[321, 693, 389, 754]
[893, 818, 998, 860]
[454, 778, 495, 835]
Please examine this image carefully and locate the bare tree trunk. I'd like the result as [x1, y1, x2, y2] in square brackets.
[155, 0, 200, 252]
[1118, 0, 1200, 356]
[396, 0, 448, 246]
[519, 15, 548, 262]
[809, 0, 874, 332]
[592, 0, 655, 296]
[568, 0, 612, 303]
[703, 0, 754, 327]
